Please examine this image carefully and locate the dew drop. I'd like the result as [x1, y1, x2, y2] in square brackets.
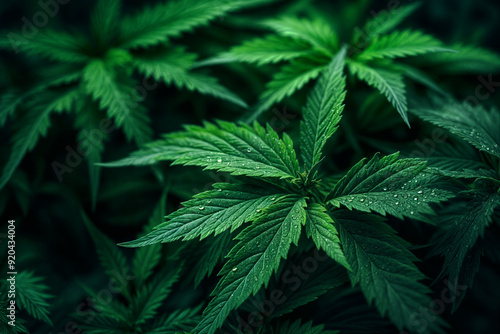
[395, 201, 399, 205]
[217, 158, 222, 163]
[232, 267, 238, 272]
[417, 190, 423, 194]
[199, 206, 205, 210]
[246, 148, 252, 153]
[414, 197, 418, 201]
[218, 188, 222, 192]
[256, 209, 262, 213]
[393, 194, 398, 198]
[410, 211, 414, 215]
[383, 187, 387, 191]
[360, 198, 365, 202]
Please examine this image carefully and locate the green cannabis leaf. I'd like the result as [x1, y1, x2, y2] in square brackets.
[412, 96, 500, 312]
[105, 47, 452, 334]
[0, 0, 251, 206]
[199, 2, 481, 126]
[78, 195, 201, 333]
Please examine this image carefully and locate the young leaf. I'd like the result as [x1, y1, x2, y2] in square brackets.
[327, 152, 452, 221]
[348, 61, 409, 126]
[300, 47, 346, 169]
[195, 197, 307, 334]
[336, 211, 447, 334]
[101, 121, 300, 180]
[120, 183, 287, 247]
[305, 203, 349, 269]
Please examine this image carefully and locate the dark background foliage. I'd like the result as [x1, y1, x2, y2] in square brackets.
[1, 0, 499, 333]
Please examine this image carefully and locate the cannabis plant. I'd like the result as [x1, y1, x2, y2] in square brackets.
[78, 193, 201, 333]
[0, 271, 53, 333]
[0, 0, 257, 205]
[200, 2, 500, 124]
[410, 96, 500, 311]
[105, 48, 454, 333]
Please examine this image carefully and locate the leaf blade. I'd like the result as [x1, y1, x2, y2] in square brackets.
[300, 47, 347, 169]
[195, 197, 307, 334]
